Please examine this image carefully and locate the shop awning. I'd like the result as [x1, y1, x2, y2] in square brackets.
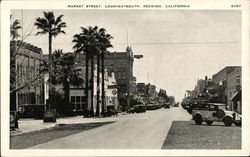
[230, 91, 241, 101]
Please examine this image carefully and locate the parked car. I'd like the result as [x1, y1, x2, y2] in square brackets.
[105, 105, 118, 117]
[129, 107, 135, 114]
[191, 103, 241, 126]
[18, 104, 45, 119]
[146, 103, 155, 110]
[134, 104, 146, 113]
[162, 103, 170, 109]
[184, 100, 208, 114]
[173, 102, 179, 107]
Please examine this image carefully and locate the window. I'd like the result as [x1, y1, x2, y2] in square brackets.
[70, 96, 86, 112]
[209, 105, 215, 110]
[71, 96, 75, 103]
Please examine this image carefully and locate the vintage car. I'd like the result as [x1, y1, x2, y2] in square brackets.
[146, 103, 158, 110]
[134, 104, 146, 113]
[103, 105, 118, 117]
[130, 100, 146, 113]
[192, 103, 241, 126]
[129, 107, 135, 114]
[173, 102, 179, 107]
[18, 104, 45, 119]
[162, 103, 170, 109]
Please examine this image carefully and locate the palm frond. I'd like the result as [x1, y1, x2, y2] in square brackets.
[44, 11, 55, 24]
[10, 19, 22, 40]
[55, 15, 63, 25]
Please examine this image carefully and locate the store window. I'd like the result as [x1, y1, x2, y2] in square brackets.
[70, 96, 86, 112]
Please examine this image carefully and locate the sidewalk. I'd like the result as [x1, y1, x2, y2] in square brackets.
[10, 113, 127, 136]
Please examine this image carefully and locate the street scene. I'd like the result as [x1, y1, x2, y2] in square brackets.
[9, 9, 242, 149]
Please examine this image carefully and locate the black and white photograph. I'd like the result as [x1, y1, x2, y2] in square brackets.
[1, 0, 250, 156]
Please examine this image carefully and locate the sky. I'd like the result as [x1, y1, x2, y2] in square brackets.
[11, 10, 241, 101]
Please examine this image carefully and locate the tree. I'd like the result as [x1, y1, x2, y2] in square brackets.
[10, 18, 40, 110]
[40, 49, 84, 115]
[34, 11, 66, 108]
[72, 26, 100, 117]
[10, 18, 22, 111]
[73, 26, 113, 117]
[10, 19, 22, 40]
[97, 29, 113, 116]
[168, 96, 175, 105]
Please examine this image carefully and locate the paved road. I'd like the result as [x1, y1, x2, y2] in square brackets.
[31, 107, 190, 149]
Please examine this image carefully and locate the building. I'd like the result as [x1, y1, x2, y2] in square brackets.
[104, 46, 135, 109]
[131, 76, 137, 96]
[137, 83, 146, 97]
[212, 66, 240, 105]
[147, 84, 157, 100]
[69, 62, 118, 115]
[227, 67, 241, 113]
[70, 46, 142, 112]
[106, 72, 119, 110]
[10, 41, 44, 111]
[195, 79, 206, 95]
[136, 82, 157, 102]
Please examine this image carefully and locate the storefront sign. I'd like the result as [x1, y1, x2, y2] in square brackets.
[112, 90, 117, 95]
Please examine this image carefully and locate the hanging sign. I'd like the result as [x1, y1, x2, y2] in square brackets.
[112, 90, 117, 95]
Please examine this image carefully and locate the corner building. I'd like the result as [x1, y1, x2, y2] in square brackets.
[104, 46, 135, 109]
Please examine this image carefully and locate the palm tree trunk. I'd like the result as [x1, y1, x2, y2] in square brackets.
[96, 53, 100, 116]
[101, 52, 105, 115]
[84, 53, 89, 117]
[64, 78, 70, 115]
[90, 56, 94, 117]
[48, 32, 52, 109]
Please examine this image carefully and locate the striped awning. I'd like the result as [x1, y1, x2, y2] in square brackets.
[230, 91, 241, 101]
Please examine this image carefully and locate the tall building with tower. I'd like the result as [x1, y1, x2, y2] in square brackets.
[104, 46, 142, 110]
[74, 46, 143, 111]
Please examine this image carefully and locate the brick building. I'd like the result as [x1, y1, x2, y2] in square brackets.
[10, 41, 44, 111]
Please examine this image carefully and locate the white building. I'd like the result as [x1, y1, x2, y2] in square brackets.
[69, 64, 118, 115]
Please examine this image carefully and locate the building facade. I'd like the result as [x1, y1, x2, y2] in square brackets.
[227, 67, 241, 113]
[136, 82, 157, 103]
[104, 46, 135, 109]
[212, 66, 240, 105]
[11, 41, 44, 112]
[69, 61, 118, 115]
[71, 46, 139, 111]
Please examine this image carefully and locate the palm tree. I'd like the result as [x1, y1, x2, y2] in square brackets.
[10, 18, 22, 112]
[10, 19, 22, 41]
[34, 11, 66, 109]
[73, 26, 100, 117]
[41, 49, 83, 115]
[97, 29, 113, 115]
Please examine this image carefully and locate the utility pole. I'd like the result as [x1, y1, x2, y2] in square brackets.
[147, 72, 149, 84]
[126, 29, 129, 46]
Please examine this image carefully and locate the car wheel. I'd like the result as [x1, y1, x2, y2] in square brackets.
[234, 121, 241, 126]
[223, 116, 233, 126]
[194, 114, 203, 125]
[206, 121, 213, 125]
[216, 109, 225, 118]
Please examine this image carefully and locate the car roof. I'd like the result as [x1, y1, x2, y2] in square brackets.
[208, 103, 225, 106]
